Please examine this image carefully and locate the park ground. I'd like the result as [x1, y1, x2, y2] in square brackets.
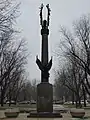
[0, 104, 90, 120]
[0, 110, 90, 120]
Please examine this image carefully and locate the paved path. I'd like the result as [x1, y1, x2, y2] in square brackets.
[53, 104, 64, 108]
[53, 104, 64, 110]
[53, 104, 69, 112]
[2, 113, 90, 120]
[0, 107, 90, 120]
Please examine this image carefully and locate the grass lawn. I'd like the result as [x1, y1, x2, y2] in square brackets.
[0, 104, 36, 110]
[64, 104, 90, 110]
[63, 104, 76, 108]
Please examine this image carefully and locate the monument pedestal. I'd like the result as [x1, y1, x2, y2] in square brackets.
[37, 82, 53, 112]
[27, 82, 62, 118]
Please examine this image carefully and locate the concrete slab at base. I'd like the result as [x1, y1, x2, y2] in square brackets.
[27, 111, 62, 118]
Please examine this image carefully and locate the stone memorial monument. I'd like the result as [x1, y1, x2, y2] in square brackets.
[27, 4, 62, 118]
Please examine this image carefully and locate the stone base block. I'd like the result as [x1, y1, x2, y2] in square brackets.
[5, 112, 19, 118]
[27, 111, 62, 118]
[4, 108, 19, 118]
[70, 108, 85, 118]
[37, 82, 53, 113]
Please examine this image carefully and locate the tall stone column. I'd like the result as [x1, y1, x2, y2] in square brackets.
[41, 23, 49, 82]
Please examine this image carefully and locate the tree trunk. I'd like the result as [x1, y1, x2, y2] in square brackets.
[1, 92, 4, 107]
[75, 100, 78, 108]
[1, 97, 4, 106]
[65, 95, 68, 102]
[75, 93, 81, 108]
[13, 96, 18, 105]
[0, 87, 5, 107]
[9, 97, 11, 106]
[78, 97, 82, 108]
[72, 91, 75, 105]
[8, 89, 12, 106]
[82, 84, 86, 107]
[75, 93, 78, 108]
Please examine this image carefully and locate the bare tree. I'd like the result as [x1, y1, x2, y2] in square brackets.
[0, 0, 29, 106]
[54, 15, 90, 108]
[58, 15, 90, 95]
[54, 77, 71, 102]
[7, 74, 26, 106]
[18, 79, 38, 102]
[0, 38, 28, 106]
[5, 40, 27, 106]
[54, 60, 85, 107]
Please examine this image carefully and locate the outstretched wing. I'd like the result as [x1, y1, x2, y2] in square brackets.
[46, 58, 52, 71]
[40, 3, 44, 26]
[36, 58, 44, 71]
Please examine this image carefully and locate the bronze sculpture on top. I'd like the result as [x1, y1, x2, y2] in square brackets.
[36, 3, 52, 82]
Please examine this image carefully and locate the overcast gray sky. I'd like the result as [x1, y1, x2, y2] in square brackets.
[16, 0, 90, 83]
